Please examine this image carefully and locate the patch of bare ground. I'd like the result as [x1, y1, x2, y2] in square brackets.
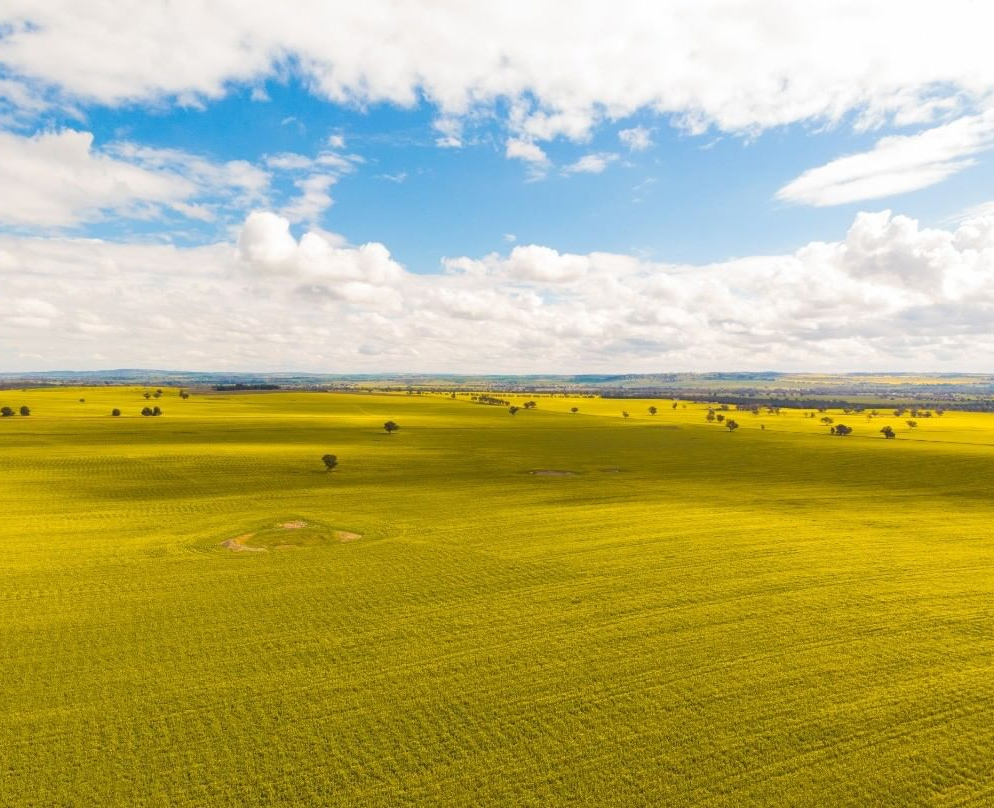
[600, 467, 622, 473]
[279, 520, 307, 529]
[335, 530, 363, 542]
[220, 533, 266, 552]
[529, 469, 577, 476]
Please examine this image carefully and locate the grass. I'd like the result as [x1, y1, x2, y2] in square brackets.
[1, 387, 992, 806]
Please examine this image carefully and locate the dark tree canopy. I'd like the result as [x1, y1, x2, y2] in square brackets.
[112, 409, 121, 417]
[322, 454, 338, 471]
[19, 406, 30, 416]
[832, 424, 853, 436]
[622, 411, 630, 418]
[508, 406, 520, 415]
[0, 406, 14, 417]
[648, 406, 657, 415]
[725, 419, 739, 432]
[570, 406, 579, 414]
[880, 426, 896, 439]
[384, 421, 399, 434]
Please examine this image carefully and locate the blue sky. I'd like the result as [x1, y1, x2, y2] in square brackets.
[2, 2, 994, 372]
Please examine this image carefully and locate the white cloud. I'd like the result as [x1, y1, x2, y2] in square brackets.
[281, 175, 337, 223]
[777, 111, 994, 206]
[505, 138, 548, 164]
[3, 2, 994, 145]
[0, 129, 270, 228]
[619, 126, 652, 152]
[5, 207, 994, 372]
[563, 153, 619, 175]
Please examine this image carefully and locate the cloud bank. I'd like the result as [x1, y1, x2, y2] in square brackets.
[3, 207, 994, 372]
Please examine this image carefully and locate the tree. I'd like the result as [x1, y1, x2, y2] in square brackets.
[820, 416, 834, 425]
[906, 420, 918, 429]
[622, 411, 629, 418]
[648, 406, 658, 416]
[152, 406, 162, 416]
[570, 407, 579, 414]
[880, 426, 896, 439]
[143, 392, 151, 399]
[141, 407, 153, 416]
[523, 401, 537, 409]
[112, 409, 121, 417]
[78, 398, 85, 403]
[672, 402, 678, 409]
[179, 391, 190, 400]
[19, 406, 30, 416]
[706, 410, 716, 422]
[716, 414, 725, 423]
[833, 424, 853, 436]
[0, 406, 14, 417]
[321, 454, 338, 471]
[384, 421, 399, 434]
[725, 419, 739, 432]
[509, 406, 519, 415]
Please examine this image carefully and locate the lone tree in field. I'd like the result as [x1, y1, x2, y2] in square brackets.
[79, 398, 85, 403]
[509, 406, 520, 415]
[622, 411, 630, 418]
[725, 419, 739, 432]
[1, 406, 14, 417]
[19, 406, 30, 416]
[321, 454, 338, 471]
[906, 420, 918, 429]
[523, 401, 537, 409]
[706, 410, 716, 422]
[384, 420, 399, 434]
[648, 406, 658, 416]
[179, 391, 190, 400]
[570, 406, 579, 414]
[833, 424, 853, 436]
[880, 426, 896, 439]
[111, 408, 121, 417]
[143, 392, 151, 399]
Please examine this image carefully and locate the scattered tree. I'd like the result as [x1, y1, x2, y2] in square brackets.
[706, 410, 716, 422]
[570, 407, 579, 414]
[523, 401, 537, 409]
[906, 420, 918, 429]
[672, 402, 678, 409]
[622, 411, 630, 418]
[880, 426, 896, 439]
[112, 409, 121, 417]
[716, 414, 725, 423]
[321, 454, 338, 471]
[508, 406, 520, 416]
[833, 424, 853, 436]
[648, 406, 657, 416]
[384, 420, 400, 434]
[725, 419, 739, 432]
[0, 406, 14, 417]
[152, 406, 162, 416]
[820, 416, 834, 425]
[141, 407, 153, 416]
[179, 391, 190, 400]
[143, 392, 151, 399]
[79, 398, 85, 403]
[19, 406, 30, 416]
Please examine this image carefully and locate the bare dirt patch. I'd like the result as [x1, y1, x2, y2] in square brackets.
[600, 467, 623, 473]
[334, 530, 363, 542]
[529, 469, 577, 477]
[220, 533, 266, 552]
[279, 520, 308, 529]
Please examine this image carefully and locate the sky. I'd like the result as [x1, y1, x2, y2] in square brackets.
[2, 1, 994, 373]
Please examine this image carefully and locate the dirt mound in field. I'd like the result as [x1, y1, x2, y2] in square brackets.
[220, 522, 363, 551]
[220, 534, 266, 552]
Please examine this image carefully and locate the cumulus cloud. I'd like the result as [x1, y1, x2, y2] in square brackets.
[777, 111, 994, 206]
[563, 153, 619, 175]
[619, 126, 652, 152]
[4, 206, 994, 372]
[0, 129, 269, 228]
[5, 2, 993, 144]
[506, 138, 548, 164]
